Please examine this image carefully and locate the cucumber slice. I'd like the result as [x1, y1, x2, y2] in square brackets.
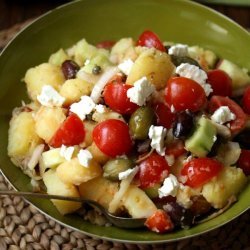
[49, 49, 69, 66]
[217, 59, 250, 90]
[185, 117, 216, 157]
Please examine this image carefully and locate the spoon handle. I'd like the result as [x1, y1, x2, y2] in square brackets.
[0, 190, 84, 202]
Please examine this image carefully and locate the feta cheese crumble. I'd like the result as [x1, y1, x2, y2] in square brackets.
[60, 145, 74, 161]
[118, 166, 139, 180]
[158, 174, 180, 198]
[95, 104, 107, 113]
[148, 125, 167, 156]
[70, 95, 96, 120]
[37, 85, 65, 107]
[175, 63, 212, 96]
[211, 106, 236, 125]
[127, 77, 155, 106]
[168, 44, 188, 57]
[118, 59, 134, 75]
[77, 149, 93, 167]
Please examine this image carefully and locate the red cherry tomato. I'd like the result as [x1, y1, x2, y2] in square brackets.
[165, 140, 186, 158]
[242, 86, 250, 115]
[209, 96, 247, 135]
[137, 153, 170, 189]
[207, 69, 232, 97]
[153, 102, 176, 129]
[92, 119, 133, 157]
[237, 149, 250, 176]
[181, 158, 224, 188]
[96, 40, 115, 49]
[49, 114, 85, 148]
[103, 82, 138, 114]
[145, 209, 174, 233]
[165, 77, 207, 112]
[137, 30, 165, 52]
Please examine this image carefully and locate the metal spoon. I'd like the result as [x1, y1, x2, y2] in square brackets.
[0, 190, 145, 229]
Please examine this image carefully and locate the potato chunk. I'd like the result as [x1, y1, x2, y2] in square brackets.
[59, 79, 93, 106]
[82, 121, 96, 147]
[126, 47, 175, 90]
[79, 176, 119, 209]
[8, 111, 42, 159]
[56, 157, 102, 185]
[110, 38, 137, 64]
[87, 142, 109, 164]
[43, 169, 81, 215]
[121, 185, 157, 218]
[24, 63, 65, 101]
[202, 166, 247, 209]
[35, 106, 66, 143]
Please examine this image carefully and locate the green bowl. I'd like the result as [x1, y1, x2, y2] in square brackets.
[0, 0, 249, 243]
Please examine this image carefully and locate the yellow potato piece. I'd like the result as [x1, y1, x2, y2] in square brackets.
[87, 142, 109, 165]
[59, 79, 93, 106]
[34, 106, 66, 143]
[24, 63, 65, 101]
[82, 121, 96, 147]
[202, 166, 247, 209]
[79, 176, 119, 209]
[121, 185, 157, 218]
[43, 169, 81, 215]
[8, 111, 42, 159]
[56, 157, 102, 186]
[126, 47, 175, 90]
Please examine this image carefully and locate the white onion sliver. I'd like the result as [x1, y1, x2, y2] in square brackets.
[77, 70, 100, 84]
[27, 144, 45, 170]
[108, 166, 138, 214]
[90, 67, 119, 103]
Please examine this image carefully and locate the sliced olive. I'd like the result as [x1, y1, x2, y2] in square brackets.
[171, 55, 200, 68]
[144, 183, 161, 199]
[103, 158, 134, 181]
[129, 106, 155, 140]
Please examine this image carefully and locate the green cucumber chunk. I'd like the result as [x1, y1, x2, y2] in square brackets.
[185, 117, 216, 157]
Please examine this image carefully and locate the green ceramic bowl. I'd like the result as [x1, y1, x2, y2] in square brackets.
[0, 0, 249, 243]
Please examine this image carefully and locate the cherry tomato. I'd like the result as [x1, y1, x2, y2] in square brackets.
[165, 140, 186, 158]
[209, 96, 247, 135]
[145, 209, 174, 233]
[49, 114, 85, 148]
[237, 149, 250, 176]
[242, 86, 250, 115]
[181, 158, 223, 188]
[153, 102, 176, 129]
[96, 40, 115, 49]
[207, 69, 232, 97]
[103, 82, 138, 114]
[137, 153, 170, 189]
[137, 30, 165, 52]
[93, 119, 133, 157]
[165, 77, 207, 112]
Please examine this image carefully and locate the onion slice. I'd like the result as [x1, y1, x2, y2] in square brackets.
[108, 166, 139, 214]
[27, 144, 45, 170]
[90, 67, 119, 103]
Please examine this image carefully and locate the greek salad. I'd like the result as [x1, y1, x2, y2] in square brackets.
[8, 30, 250, 233]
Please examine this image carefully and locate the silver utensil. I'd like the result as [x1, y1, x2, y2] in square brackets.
[0, 190, 145, 228]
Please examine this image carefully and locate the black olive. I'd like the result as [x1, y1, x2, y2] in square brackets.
[61, 60, 80, 79]
[173, 110, 194, 138]
[171, 55, 201, 68]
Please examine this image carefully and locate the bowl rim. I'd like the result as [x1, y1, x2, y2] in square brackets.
[0, 0, 249, 244]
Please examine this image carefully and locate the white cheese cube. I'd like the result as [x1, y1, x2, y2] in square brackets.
[77, 149, 93, 167]
[148, 125, 167, 156]
[158, 174, 180, 198]
[211, 106, 236, 125]
[168, 44, 188, 57]
[118, 59, 134, 75]
[37, 85, 65, 107]
[127, 77, 155, 106]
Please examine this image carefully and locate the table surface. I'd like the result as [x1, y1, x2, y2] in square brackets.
[0, 0, 250, 31]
